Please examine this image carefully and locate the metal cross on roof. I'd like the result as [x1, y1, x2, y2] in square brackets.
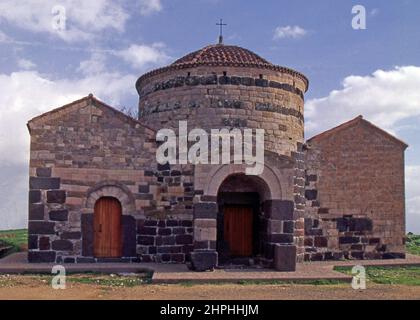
[216, 18, 227, 44]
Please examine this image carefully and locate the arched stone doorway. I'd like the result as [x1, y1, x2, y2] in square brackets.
[191, 161, 299, 271]
[217, 174, 270, 266]
[81, 182, 137, 261]
[93, 197, 122, 258]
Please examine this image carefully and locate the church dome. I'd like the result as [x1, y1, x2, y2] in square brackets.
[136, 43, 308, 91]
[172, 44, 273, 68]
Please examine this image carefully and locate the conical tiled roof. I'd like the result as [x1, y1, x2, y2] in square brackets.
[136, 43, 308, 91]
[172, 44, 272, 67]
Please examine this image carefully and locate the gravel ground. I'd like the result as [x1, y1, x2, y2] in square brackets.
[0, 275, 419, 300]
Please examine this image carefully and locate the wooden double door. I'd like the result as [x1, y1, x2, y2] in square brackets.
[94, 197, 122, 258]
[223, 206, 253, 257]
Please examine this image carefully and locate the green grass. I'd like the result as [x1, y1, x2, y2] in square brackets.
[3, 272, 154, 288]
[334, 265, 420, 286]
[178, 279, 348, 287]
[406, 233, 420, 255]
[0, 229, 28, 254]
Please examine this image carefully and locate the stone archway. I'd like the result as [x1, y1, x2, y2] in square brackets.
[216, 174, 271, 265]
[85, 181, 136, 215]
[81, 181, 137, 260]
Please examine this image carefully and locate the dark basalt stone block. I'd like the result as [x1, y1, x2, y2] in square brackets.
[29, 221, 55, 235]
[28, 235, 38, 250]
[229, 76, 241, 85]
[255, 78, 269, 87]
[305, 190, 318, 201]
[138, 236, 154, 245]
[49, 209, 68, 221]
[81, 214, 93, 256]
[138, 226, 157, 235]
[28, 251, 56, 263]
[122, 215, 137, 258]
[283, 221, 294, 234]
[138, 185, 150, 193]
[47, 190, 66, 204]
[63, 257, 75, 264]
[382, 252, 406, 259]
[29, 204, 45, 221]
[190, 251, 218, 272]
[39, 236, 50, 250]
[218, 76, 231, 85]
[349, 218, 373, 232]
[157, 162, 170, 171]
[36, 167, 52, 178]
[274, 245, 297, 271]
[314, 236, 328, 247]
[194, 202, 217, 219]
[61, 232, 81, 240]
[76, 257, 95, 263]
[29, 177, 60, 190]
[263, 200, 294, 220]
[269, 234, 294, 244]
[339, 236, 360, 244]
[176, 234, 193, 245]
[241, 77, 255, 86]
[52, 240, 73, 251]
[29, 190, 41, 204]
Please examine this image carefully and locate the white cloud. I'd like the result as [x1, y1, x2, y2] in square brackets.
[273, 25, 307, 40]
[0, 0, 129, 42]
[0, 30, 11, 42]
[17, 58, 36, 70]
[306, 66, 420, 137]
[139, 0, 162, 15]
[77, 52, 107, 75]
[115, 43, 171, 69]
[370, 8, 379, 17]
[0, 70, 136, 166]
[0, 66, 138, 230]
[406, 166, 420, 233]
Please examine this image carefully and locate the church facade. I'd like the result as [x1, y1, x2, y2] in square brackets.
[26, 43, 407, 271]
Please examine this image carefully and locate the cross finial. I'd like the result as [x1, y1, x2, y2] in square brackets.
[216, 18, 227, 44]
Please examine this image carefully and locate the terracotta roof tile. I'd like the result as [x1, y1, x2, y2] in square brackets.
[136, 44, 308, 91]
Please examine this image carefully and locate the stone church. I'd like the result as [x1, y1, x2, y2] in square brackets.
[26, 41, 407, 271]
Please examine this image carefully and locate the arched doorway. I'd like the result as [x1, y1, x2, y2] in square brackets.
[217, 174, 270, 265]
[93, 197, 122, 258]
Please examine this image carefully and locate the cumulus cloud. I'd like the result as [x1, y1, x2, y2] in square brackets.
[273, 25, 307, 40]
[0, 0, 129, 42]
[406, 166, 420, 232]
[306, 66, 420, 137]
[139, 0, 163, 15]
[77, 52, 107, 75]
[115, 43, 171, 69]
[17, 58, 36, 70]
[0, 30, 11, 42]
[0, 70, 136, 166]
[306, 67, 420, 233]
[0, 68, 138, 230]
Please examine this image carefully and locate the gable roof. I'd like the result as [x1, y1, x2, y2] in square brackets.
[27, 94, 156, 134]
[307, 115, 408, 149]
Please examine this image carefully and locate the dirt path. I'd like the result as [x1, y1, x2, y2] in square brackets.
[0, 276, 419, 300]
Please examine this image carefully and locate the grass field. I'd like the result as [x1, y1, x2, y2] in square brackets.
[407, 233, 420, 255]
[0, 229, 28, 253]
[334, 265, 420, 286]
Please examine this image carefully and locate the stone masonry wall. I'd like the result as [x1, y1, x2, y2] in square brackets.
[137, 66, 305, 157]
[27, 96, 195, 263]
[303, 119, 407, 261]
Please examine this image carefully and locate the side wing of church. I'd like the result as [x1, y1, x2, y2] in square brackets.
[26, 43, 407, 271]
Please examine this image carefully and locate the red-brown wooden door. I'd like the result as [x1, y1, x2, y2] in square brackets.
[94, 197, 122, 258]
[224, 206, 253, 257]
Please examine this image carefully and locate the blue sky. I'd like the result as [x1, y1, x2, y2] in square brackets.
[0, 0, 419, 232]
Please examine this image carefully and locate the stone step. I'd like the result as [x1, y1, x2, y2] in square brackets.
[0, 246, 13, 259]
